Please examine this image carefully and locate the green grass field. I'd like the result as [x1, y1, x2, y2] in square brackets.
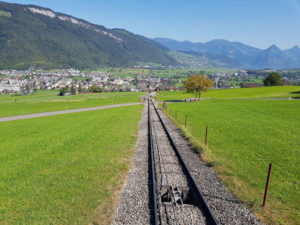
[158, 86, 300, 101]
[0, 90, 144, 118]
[165, 100, 300, 224]
[91, 67, 236, 76]
[0, 105, 143, 224]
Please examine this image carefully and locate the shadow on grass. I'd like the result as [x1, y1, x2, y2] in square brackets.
[289, 91, 300, 99]
[289, 91, 300, 94]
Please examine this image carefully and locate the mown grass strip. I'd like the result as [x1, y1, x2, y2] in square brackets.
[158, 86, 300, 101]
[0, 105, 143, 224]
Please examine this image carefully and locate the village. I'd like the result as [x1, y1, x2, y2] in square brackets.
[0, 68, 182, 95]
[0, 68, 295, 95]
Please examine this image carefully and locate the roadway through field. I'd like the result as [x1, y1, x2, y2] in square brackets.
[0, 103, 141, 122]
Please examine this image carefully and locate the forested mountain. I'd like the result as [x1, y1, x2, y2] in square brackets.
[154, 38, 300, 69]
[0, 2, 177, 69]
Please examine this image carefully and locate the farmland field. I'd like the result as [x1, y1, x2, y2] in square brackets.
[158, 86, 300, 101]
[0, 105, 143, 224]
[0, 90, 145, 118]
[87, 67, 237, 77]
[164, 99, 300, 224]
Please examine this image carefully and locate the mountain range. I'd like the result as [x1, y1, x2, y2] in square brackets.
[153, 38, 300, 69]
[0, 1, 299, 70]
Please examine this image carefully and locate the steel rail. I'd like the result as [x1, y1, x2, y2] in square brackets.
[148, 98, 158, 225]
[150, 102, 180, 225]
[150, 99, 219, 225]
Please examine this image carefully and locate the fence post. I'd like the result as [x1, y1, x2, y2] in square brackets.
[205, 126, 208, 146]
[185, 114, 187, 128]
[263, 163, 272, 207]
[163, 101, 167, 110]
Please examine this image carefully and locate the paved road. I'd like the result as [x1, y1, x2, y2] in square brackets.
[0, 103, 141, 123]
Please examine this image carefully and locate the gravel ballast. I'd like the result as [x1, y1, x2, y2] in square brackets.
[151, 102, 208, 224]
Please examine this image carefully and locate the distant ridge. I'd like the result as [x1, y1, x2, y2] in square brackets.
[153, 38, 300, 69]
[0, 1, 177, 69]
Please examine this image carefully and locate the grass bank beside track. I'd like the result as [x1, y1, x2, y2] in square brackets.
[0, 105, 143, 224]
[163, 99, 300, 224]
[158, 86, 300, 101]
[0, 90, 145, 118]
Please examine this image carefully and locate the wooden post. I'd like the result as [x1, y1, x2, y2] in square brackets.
[263, 163, 272, 207]
[205, 126, 208, 146]
[185, 114, 187, 128]
[163, 101, 167, 110]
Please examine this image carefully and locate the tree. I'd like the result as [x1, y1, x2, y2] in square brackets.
[183, 75, 214, 98]
[263, 72, 283, 86]
[58, 88, 66, 96]
[78, 85, 82, 93]
[133, 76, 137, 85]
[65, 85, 70, 93]
[70, 85, 76, 95]
[89, 84, 102, 93]
[25, 85, 30, 93]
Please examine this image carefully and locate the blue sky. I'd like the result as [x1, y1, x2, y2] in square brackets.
[4, 0, 300, 49]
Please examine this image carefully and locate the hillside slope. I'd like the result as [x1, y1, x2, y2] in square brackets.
[168, 50, 241, 68]
[0, 2, 177, 69]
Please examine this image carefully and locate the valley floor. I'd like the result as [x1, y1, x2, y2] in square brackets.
[1, 86, 299, 224]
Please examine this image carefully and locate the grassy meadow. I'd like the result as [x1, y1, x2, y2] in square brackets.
[0, 90, 144, 117]
[158, 86, 300, 101]
[164, 98, 300, 224]
[0, 105, 143, 224]
[89, 67, 237, 77]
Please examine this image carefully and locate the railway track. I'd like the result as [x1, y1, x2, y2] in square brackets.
[148, 97, 218, 225]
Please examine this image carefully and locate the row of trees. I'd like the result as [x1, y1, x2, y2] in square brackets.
[58, 84, 102, 96]
[58, 85, 76, 96]
[182, 72, 285, 98]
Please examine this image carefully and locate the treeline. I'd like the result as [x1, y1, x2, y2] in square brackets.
[58, 84, 102, 96]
